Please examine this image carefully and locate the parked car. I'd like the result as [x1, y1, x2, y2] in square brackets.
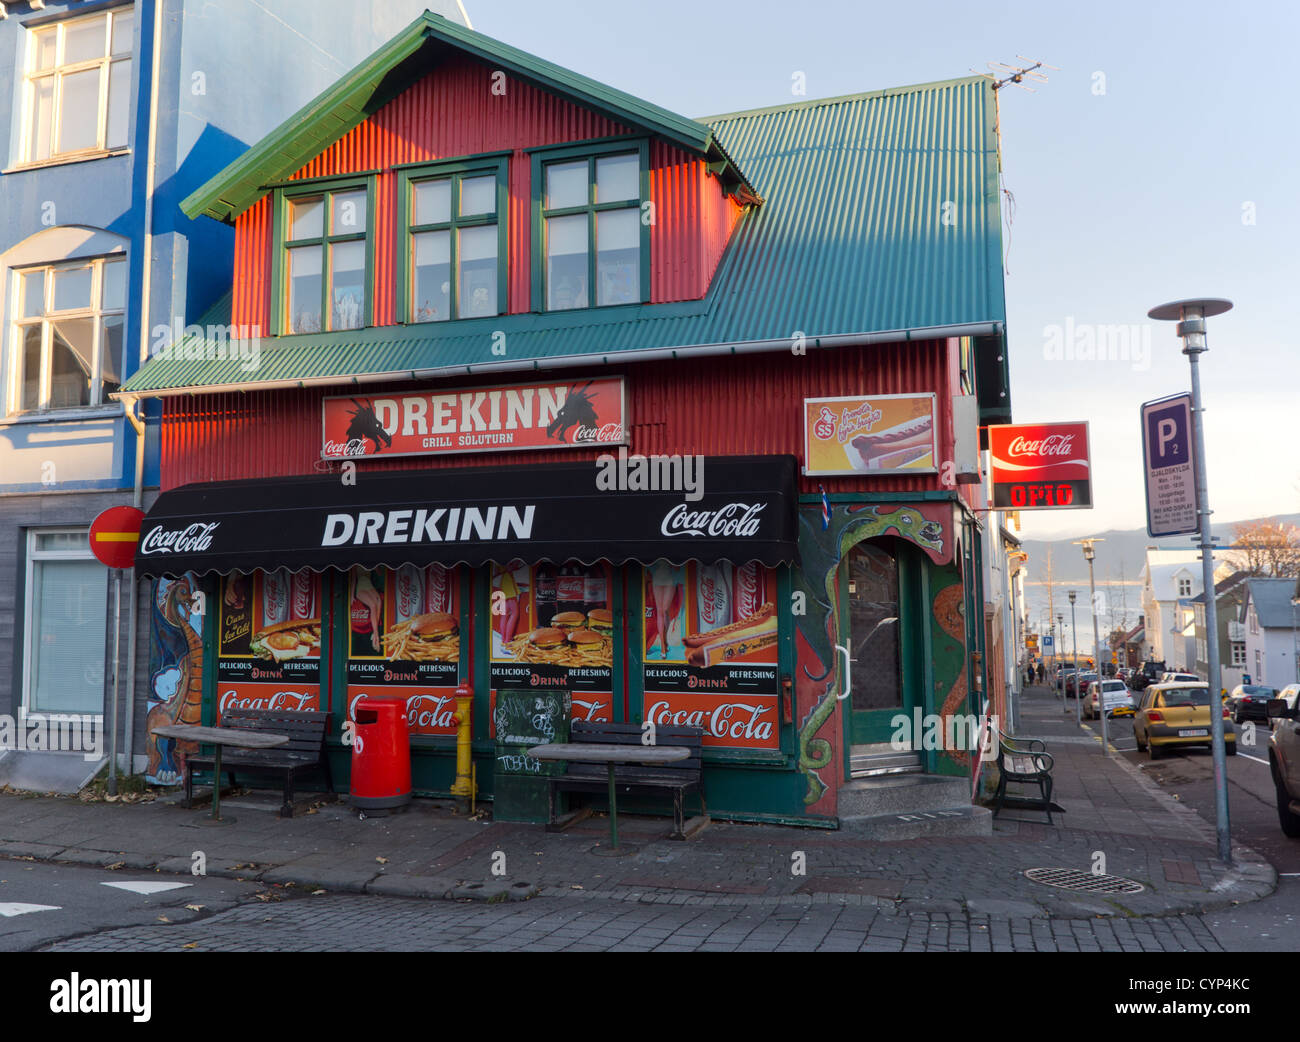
[1084, 679, 1134, 719]
[1277, 683, 1300, 711]
[1056, 665, 1079, 691]
[1067, 671, 1099, 700]
[1160, 672, 1200, 685]
[1268, 696, 1300, 838]
[1224, 683, 1278, 724]
[1134, 682, 1236, 760]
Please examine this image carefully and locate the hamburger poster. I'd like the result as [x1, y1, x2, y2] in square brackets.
[215, 569, 322, 724]
[803, 393, 937, 476]
[344, 564, 463, 737]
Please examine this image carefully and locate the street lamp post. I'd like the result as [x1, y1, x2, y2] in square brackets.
[1149, 296, 1233, 863]
[1055, 615, 1063, 701]
[1078, 539, 1108, 755]
[1069, 592, 1080, 724]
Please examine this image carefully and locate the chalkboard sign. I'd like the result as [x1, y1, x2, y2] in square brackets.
[493, 688, 571, 823]
[494, 689, 569, 749]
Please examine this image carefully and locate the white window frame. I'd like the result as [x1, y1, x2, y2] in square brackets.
[22, 527, 107, 719]
[1177, 577, 1192, 597]
[7, 255, 126, 415]
[1231, 642, 1245, 667]
[19, 6, 134, 166]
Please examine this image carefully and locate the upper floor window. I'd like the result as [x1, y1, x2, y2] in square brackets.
[398, 158, 507, 323]
[22, 7, 134, 164]
[7, 256, 126, 414]
[534, 141, 648, 312]
[1177, 577, 1192, 598]
[277, 180, 371, 334]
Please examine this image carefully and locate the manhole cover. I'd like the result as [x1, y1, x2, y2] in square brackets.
[1024, 867, 1144, 894]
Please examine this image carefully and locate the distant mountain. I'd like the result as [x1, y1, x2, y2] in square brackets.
[1018, 512, 1300, 585]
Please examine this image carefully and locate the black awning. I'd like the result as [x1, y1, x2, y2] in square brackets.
[135, 454, 797, 577]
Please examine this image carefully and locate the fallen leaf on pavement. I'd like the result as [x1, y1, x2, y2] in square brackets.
[157, 916, 171, 923]
[311, 889, 326, 895]
[375, 856, 388, 864]
[182, 942, 198, 949]
[105, 861, 125, 871]
[185, 904, 203, 911]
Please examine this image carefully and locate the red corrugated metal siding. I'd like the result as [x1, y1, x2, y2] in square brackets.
[228, 56, 723, 330]
[161, 340, 953, 496]
[699, 165, 743, 290]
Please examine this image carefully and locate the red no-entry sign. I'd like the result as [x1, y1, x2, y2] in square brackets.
[89, 506, 146, 569]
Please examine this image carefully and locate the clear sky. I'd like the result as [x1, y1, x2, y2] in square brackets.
[470, 0, 1300, 540]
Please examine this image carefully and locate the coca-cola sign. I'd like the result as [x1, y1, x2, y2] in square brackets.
[987, 422, 1092, 511]
[661, 503, 765, 538]
[139, 522, 220, 555]
[217, 686, 319, 723]
[646, 695, 778, 749]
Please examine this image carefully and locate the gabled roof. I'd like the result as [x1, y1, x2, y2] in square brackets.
[1188, 569, 1251, 604]
[123, 74, 1006, 400]
[1244, 577, 1298, 629]
[181, 11, 754, 224]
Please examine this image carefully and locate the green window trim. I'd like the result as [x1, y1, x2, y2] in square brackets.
[270, 174, 376, 336]
[395, 157, 509, 325]
[530, 138, 651, 314]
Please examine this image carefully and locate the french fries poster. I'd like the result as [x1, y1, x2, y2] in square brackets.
[803, 393, 937, 476]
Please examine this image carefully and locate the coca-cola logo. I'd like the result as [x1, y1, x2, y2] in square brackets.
[139, 522, 220, 555]
[219, 689, 315, 715]
[407, 693, 456, 731]
[646, 700, 774, 742]
[572, 698, 609, 722]
[1007, 434, 1075, 459]
[323, 437, 370, 457]
[662, 503, 764, 538]
[292, 586, 314, 618]
[573, 422, 624, 444]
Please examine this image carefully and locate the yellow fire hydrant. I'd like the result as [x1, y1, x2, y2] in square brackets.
[450, 682, 476, 810]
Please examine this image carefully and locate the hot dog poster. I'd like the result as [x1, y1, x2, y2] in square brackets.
[803, 393, 937, 476]
[345, 564, 463, 737]
[489, 560, 615, 729]
[216, 569, 322, 723]
[642, 561, 780, 750]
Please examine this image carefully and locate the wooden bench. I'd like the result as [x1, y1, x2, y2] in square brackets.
[183, 709, 333, 819]
[548, 721, 709, 840]
[991, 731, 1056, 825]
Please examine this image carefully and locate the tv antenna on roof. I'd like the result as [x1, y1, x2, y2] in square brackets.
[976, 56, 1058, 92]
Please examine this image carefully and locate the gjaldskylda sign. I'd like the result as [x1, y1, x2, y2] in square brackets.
[987, 422, 1092, 510]
[321, 377, 627, 460]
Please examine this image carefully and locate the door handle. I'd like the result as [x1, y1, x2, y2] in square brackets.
[835, 644, 852, 702]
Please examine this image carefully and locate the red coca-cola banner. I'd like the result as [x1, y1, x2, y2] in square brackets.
[645, 693, 779, 749]
[987, 422, 1092, 510]
[217, 683, 321, 724]
[321, 378, 628, 460]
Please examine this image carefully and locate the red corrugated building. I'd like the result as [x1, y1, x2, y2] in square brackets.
[120, 12, 1012, 828]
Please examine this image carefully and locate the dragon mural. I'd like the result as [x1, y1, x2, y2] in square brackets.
[791, 502, 957, 808]
[145, 574, 205, 785]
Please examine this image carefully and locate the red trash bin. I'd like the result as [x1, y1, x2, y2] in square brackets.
[349, 695, 412, 815]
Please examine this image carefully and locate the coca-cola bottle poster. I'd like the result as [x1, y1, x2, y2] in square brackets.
[642, 560, 780, 750]
[489, 560, 614, 728]
[214, 569, 322, 723]
[345, 565, 462, 737]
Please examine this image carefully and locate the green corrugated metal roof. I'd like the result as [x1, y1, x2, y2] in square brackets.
[130, 76, 1006, 397]
[180, 11, 748, 224]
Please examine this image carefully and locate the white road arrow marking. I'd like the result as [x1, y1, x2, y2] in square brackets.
[0, 903, 62, 917]
[100, 881, 193, 895]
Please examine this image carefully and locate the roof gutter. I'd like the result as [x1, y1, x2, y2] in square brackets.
[114, 320, 1004, 403]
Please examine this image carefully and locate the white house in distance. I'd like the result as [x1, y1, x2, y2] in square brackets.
[1140, 548, 1234, 671]
[1242, 577, 1299, 689]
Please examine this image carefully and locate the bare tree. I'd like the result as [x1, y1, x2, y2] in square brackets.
[1226, 520, 1300, 578]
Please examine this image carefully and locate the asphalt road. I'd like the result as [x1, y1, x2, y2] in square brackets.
[1072, 702, 1300, 875]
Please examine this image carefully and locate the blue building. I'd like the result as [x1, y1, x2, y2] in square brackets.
[0, 0, 469, 786]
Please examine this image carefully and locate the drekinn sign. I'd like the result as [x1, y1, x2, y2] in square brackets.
[986, 422, 1092, 511]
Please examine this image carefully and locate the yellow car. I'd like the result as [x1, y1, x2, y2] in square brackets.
[1134, 682, 1236, 759]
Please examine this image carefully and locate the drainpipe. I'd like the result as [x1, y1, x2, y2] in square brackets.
[123, 0, 165, 775]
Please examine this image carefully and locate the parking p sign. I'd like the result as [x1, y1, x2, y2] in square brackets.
[1141, 393, 1197, 537]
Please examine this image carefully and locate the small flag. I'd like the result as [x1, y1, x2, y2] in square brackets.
[819, 484, 830, 531]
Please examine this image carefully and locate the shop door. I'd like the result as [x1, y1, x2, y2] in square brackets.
[844, 541, 919, 771]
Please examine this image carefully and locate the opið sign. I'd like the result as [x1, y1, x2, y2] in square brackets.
[987, 422, 1092, 510]
[321, 377, 628, 460]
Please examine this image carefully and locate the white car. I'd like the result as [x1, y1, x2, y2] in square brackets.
[1160, 672, 1200, 684]
[1277, 683, 1300, 711]
[1084, 679, 1134, 719]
